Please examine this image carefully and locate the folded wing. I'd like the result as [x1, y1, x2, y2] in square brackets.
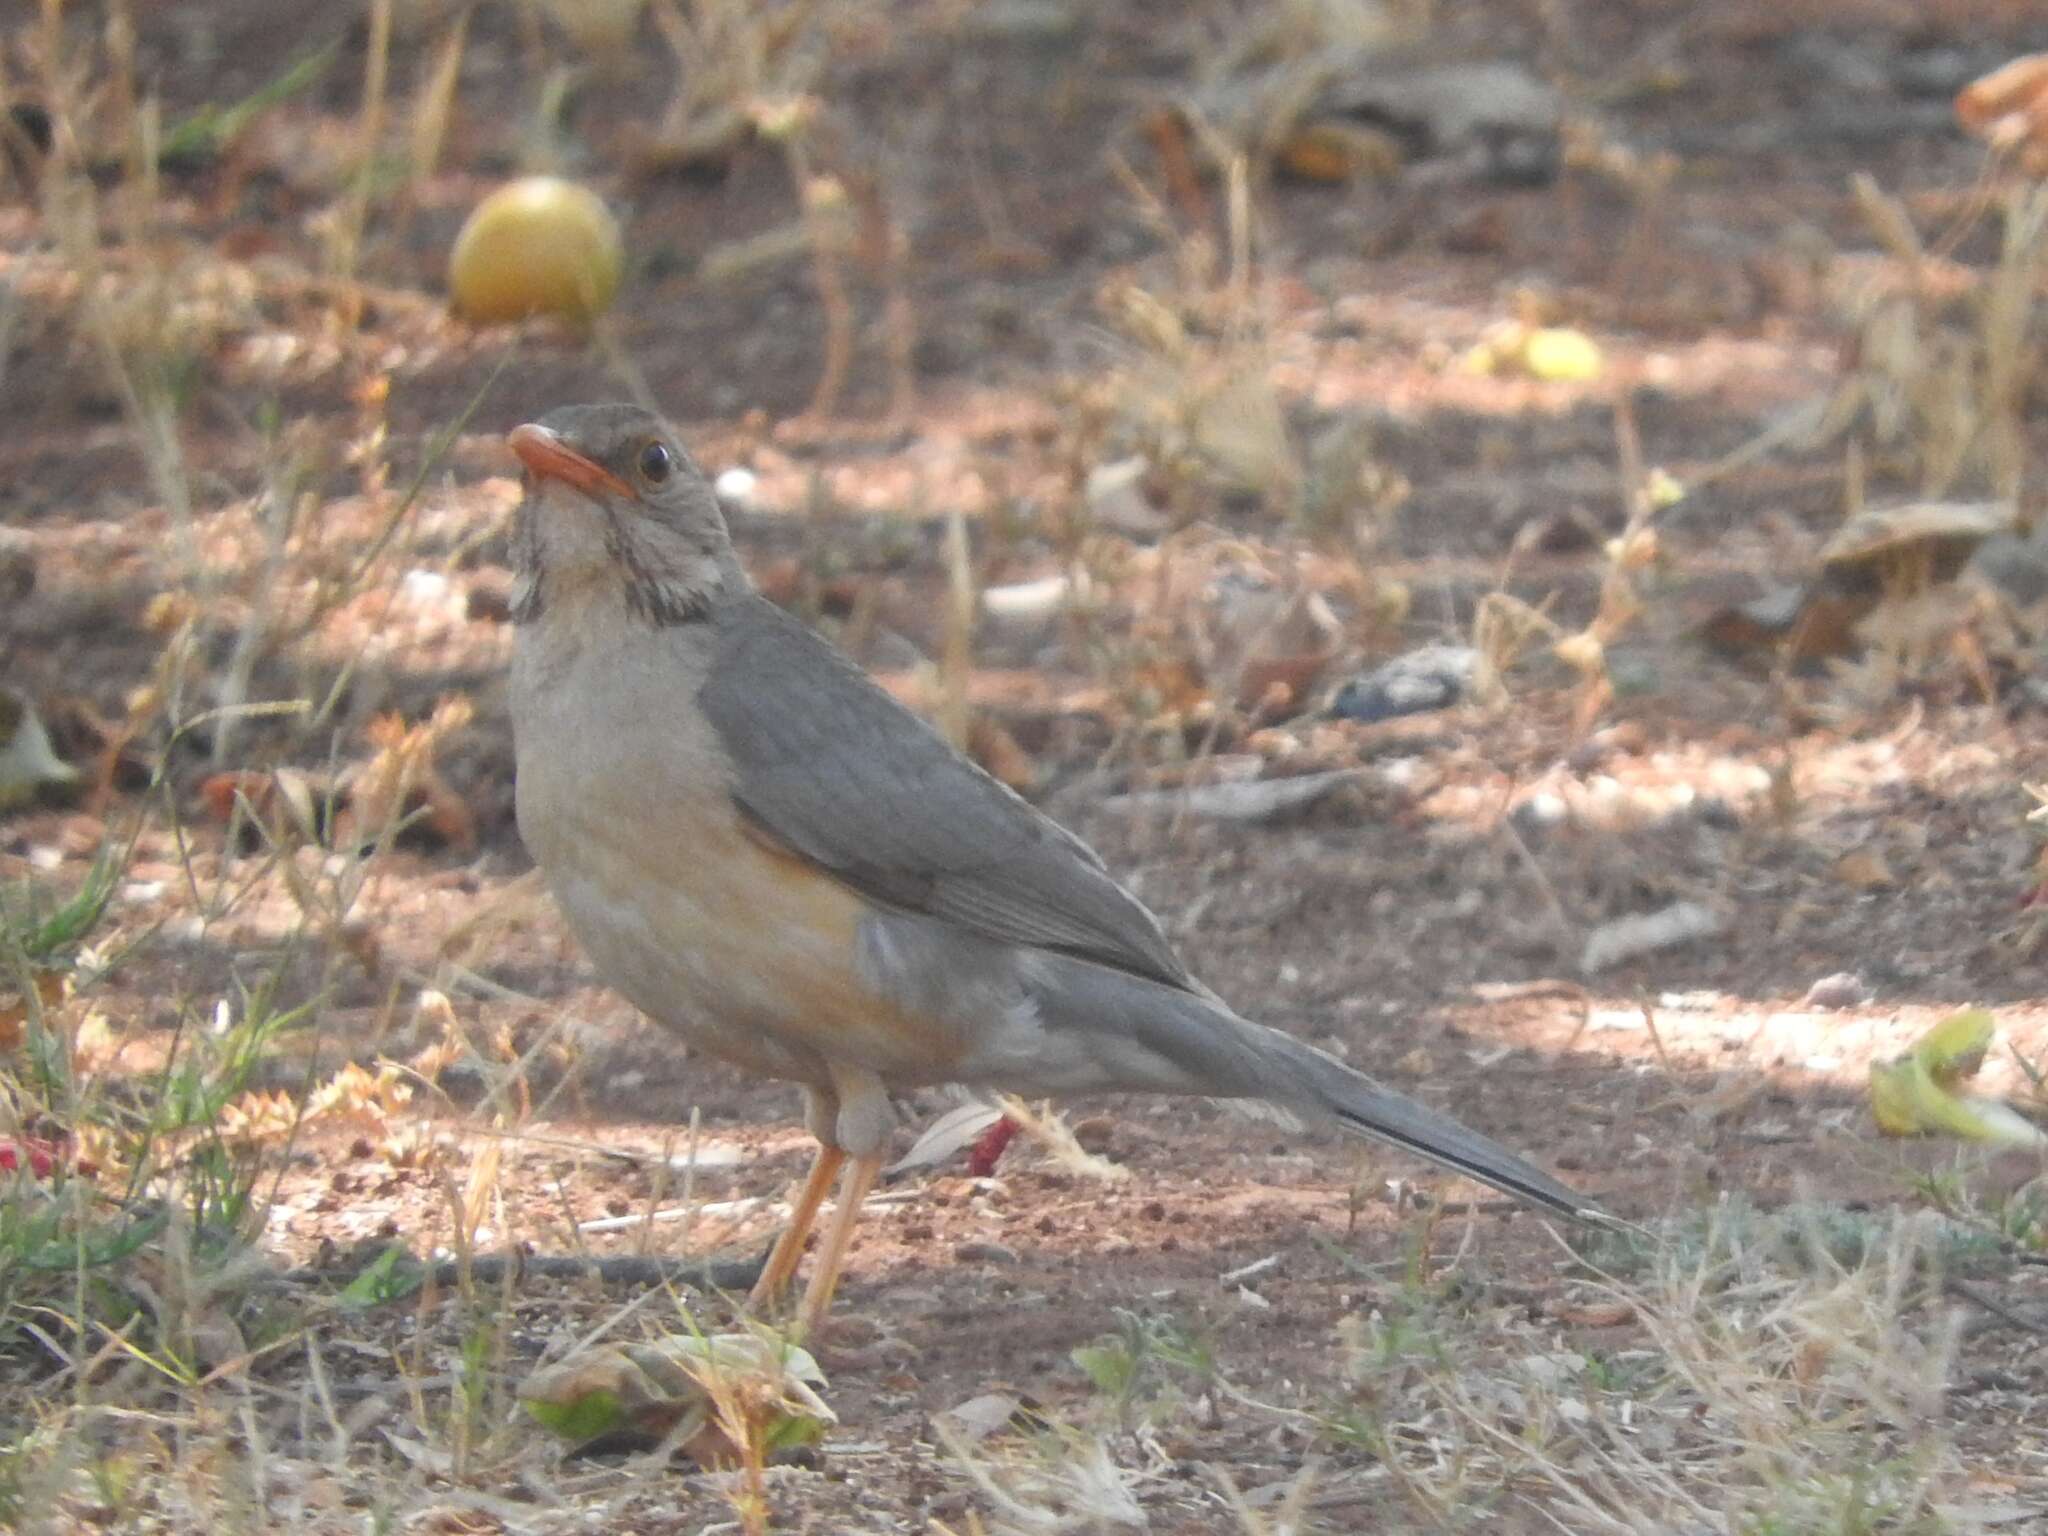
[699, 596, 1193, 992]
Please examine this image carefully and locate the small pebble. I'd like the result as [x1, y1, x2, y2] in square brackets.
[399, 569, 452, 608]
[1803, 972, 1868, 1011]
[714, 467, 759, 511]
[1328, 643, 1475, 723]
[1511, 792, 1569, 835]
[954, 1239, 1019, 1265]
[1084, 455, 1168, 537]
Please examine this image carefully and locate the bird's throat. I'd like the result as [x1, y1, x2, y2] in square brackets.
[510, 561, 712, 630]
[605, 527, 715, 627]
[511, 496, 718, 629]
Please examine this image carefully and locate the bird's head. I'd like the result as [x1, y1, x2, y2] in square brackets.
[507, 402, 737, 627]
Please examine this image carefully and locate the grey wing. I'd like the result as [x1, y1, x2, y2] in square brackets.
[700, 596, 1194, 992]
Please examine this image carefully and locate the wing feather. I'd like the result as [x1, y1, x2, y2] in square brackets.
[699, 596, 1192, 991]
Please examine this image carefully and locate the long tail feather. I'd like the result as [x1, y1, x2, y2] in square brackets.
[1295, 1042, 1595, 1217]
[1021, 955, 1603, 1221]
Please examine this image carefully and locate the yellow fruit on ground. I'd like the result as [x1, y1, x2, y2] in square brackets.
[1522, 326, 1603, 382]
[448, 176, 623, 324]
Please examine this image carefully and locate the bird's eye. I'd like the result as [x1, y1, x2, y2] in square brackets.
[637, 441, 672, 484]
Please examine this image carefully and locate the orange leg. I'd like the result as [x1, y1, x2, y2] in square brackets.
[747, 1144, 846, 1312]
[797, 1152, 883, 1335]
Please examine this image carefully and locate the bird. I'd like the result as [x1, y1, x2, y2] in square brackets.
[503, 402, 1599, 1335]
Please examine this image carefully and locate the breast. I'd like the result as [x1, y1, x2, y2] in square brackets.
[510, 614, 969, 1087]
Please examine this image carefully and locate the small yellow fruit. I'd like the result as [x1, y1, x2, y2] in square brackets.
[448, 177, 623, 325]
[1521, 326, 1603, 382]
[1644, 467, 1685, 510]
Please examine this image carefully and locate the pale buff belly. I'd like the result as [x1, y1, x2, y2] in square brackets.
[521, 765, 969, 1089]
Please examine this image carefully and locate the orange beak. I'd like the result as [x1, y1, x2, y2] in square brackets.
[509, 422, 635, 499]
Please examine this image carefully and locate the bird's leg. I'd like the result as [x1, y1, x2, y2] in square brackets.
[796, 1151, 883, 1335]
[747, 1084, 844, 1311]
[747, 1142, 846, 1312]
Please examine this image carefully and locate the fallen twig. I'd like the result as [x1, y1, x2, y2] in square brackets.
[1946, 1276, 2048, 1336]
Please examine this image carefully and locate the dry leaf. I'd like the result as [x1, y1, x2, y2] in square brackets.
[886, 1101, 1008, 1176]
[942, 1391, 1034, 1445]
[0, 969, 70, 1052]
[1581, 901, 1723, 974]
[1956, 54, 2048, 133]
[1276, 120, 1403, 182]
[305, 1060, 413, 1127]
[1546, 1299, 1635, 1328]
[1100, 768, 1362, 822]
[1956, 53, 2048, 171]
[217, 1089, 302, 1144]
[199, 768, 333, 846]
[341, 697, 477, 853]
[1819, 501, 2014, 591]
[1834, 849, 1894, 890]
[0, 689, 79, 809]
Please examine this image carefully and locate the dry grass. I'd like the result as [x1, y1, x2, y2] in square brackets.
[1821, 176, 2048, 506]
[630, 0, 917, 421]
[936, 1202, 2015, 1534]
[1347, 1205, 1984, 1533]
[1085, 152, 1305, 526]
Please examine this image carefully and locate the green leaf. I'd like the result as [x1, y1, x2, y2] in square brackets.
[160, 39, 341, 167]
[763, 1412, 831, 1453]
[335, 1245, 425, 1308]
[522, 1387, 627, 1445]
[5, 852, 119, 965]
[21, 1204, 168, 1272]
[1069, 1342, 1136, 1398]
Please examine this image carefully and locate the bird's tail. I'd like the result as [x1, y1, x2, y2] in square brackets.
[1249, 1021, 1599, 1221]
[1024, 956, 1601, 1222]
